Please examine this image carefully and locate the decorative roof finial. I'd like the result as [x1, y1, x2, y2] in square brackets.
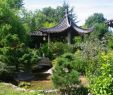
[65, 8, 68, 17]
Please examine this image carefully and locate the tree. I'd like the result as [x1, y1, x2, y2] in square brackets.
[20, 8, 35, 32]
[89, 51, 113, 95]
[0, 0, 26, 47]
[85, 13, 106, 27]
[84, 13, 109, 40]
[21, 3, 76, 32]
[0, 0, 27, 72]
[3, 0, 23, 9]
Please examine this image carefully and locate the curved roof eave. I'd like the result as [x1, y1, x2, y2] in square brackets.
[40, 15, 71, 33]
[30, 31, 47, 36]
[72, 22, 94, 34]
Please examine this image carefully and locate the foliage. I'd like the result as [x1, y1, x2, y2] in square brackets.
[89, 51, 113, 95]
[21, 3, 76, 32]
[52, 53, 89, 94]
[20, 8, 33, 33]
[0, 83, 42, 95]
[52, 53, 86, 95]
[52, 53, 80, 89]
[90, 23, 108, 39]
[49, 42, 74, 59]
[0, 61, 8, 74]
[85, 13, 106, 27]
[37, 42, 74, 59]
[0, 45, 39, 72]
[19, 47, 39, 71]
[37, 43, 52, 58]
[85, 13, 108, 40]
[0, 0, 23, 9]
[0, 0, 26, 47]
[80, 38, 103, 75]
[73, 51, 86, 74]
[18, 82, 31, 88]
[0, 0, 39, 73]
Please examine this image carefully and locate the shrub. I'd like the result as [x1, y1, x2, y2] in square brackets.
[37, 43, 52, 59]
[38, 42, 74, 59]
[18, 82, 31, 88]
[52, 53, 80, 88]
[19, 48, 39, 72]
[52, 53, 88, 94]
[49, 42, 73, 59]
[89, 51, 113, 95]
[0, 45, 39, 72]
[0, 61, 8, 74]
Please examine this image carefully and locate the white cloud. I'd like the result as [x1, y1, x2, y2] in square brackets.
[69, 0, 113, 25]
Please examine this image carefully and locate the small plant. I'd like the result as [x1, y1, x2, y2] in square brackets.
[18, 82, 31, 88]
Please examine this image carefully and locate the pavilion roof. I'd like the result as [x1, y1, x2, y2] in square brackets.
[40, 13, 93, 34]
[30, 31, 47, 37]
[30, 11, 93, 36]
[40, 14, 70, 33]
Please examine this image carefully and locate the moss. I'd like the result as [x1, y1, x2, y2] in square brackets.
[0, 83, 41, 95]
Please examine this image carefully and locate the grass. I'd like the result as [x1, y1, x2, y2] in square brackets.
[0, 83, 41, 95]
[0, 82, 59, 95]
[27, 80, 54, 90]
[0, 74, 88, 95]
[18, 73, 54, 90]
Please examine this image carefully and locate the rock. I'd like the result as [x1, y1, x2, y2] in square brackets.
[15, 72, 34, 81]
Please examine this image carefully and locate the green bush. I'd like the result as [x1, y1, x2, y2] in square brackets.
[19, 48, 39, 72]
[79, 38, 104, 75]
[0, 45, 39, 72]
[89, 51, 113, 95]
[38, 43, 52, 59]
[52, 53, 88, 94]
[38, 42, 74, 59]
[52, 53, 80, 88]
[18, 82, 31, 88]
[0, 61, 8, 74]
[49, 42, 73, 59]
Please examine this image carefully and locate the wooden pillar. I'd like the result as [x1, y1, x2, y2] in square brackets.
[67, 31, 71, 45]
[35, 43, 37, 48]
[48, 33, 50, 47]
[81, 35, 84, 41]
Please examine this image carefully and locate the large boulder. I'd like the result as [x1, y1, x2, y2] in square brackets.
[32, 57, 52, 73]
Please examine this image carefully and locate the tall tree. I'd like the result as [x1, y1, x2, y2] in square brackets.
[85, 13, 106, 27]
[85, 13, 108, 39]
[0, 0, 27, 72]
[0, 0, 26, 47]
[3, 0, 23, 9]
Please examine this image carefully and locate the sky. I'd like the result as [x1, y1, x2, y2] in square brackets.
[23, 0, 113, 25]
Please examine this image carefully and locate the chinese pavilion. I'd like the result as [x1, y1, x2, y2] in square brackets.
[30, 10, 93, 46]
